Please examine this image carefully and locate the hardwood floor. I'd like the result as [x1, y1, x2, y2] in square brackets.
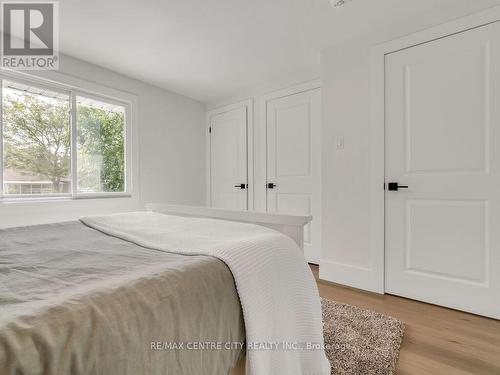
[311, 265, 500, 375]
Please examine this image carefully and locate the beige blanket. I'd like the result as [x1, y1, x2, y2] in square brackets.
[0, 221, 245, 375]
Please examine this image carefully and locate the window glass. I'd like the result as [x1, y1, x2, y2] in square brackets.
[76, 96, 125, 193]
[2, 80, 71, 195]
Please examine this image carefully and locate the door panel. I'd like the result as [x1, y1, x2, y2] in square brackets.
[405, 200, 487, 283]
[266, 88, 321, 263]
[404, 42, 487, 173]
[275, 103, 311, 177]
[385, 21, 500, 318]
[210, 107, 247, 210]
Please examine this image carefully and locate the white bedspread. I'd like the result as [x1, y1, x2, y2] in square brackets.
[81, 211, 330, 375]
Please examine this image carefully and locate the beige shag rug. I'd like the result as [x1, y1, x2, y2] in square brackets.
[321, 298, 405, 375]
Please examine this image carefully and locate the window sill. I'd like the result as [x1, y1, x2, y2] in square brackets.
[0, 193, 132, 204]
[73, 193, 132, 200]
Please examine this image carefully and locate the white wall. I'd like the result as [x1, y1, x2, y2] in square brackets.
[0, 54, 205, 228]
[319, 5, 500, 291]
[320, 37, 378, 290]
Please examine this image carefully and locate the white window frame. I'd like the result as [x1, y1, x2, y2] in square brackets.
[0, 71, 133, 201]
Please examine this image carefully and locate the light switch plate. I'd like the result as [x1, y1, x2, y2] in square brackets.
[336, 136, 344, 150]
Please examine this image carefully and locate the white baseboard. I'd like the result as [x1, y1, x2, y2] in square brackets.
[319, 260, 384, 294]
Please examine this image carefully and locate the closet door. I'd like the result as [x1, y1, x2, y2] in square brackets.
[209, 107, 248, 210]
[266, 88, 322, 263]
[385, 21, 500, 318]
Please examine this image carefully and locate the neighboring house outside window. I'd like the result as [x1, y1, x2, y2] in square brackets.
[3, 168, 70, 195]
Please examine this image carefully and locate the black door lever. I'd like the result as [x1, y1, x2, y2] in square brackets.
[387, 182, 409, 191]
[267, 183, 277, 189]
[234, 183, 247, 189]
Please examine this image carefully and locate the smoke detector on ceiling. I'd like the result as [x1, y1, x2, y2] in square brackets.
[330, 0, 352, 8]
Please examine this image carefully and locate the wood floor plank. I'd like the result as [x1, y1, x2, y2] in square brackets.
[311, 265, 500, 375]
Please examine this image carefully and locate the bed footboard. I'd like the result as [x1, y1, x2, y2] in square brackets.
[145, 204, 312, 251]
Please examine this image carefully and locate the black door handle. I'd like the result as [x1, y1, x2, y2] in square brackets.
[267, 183, 277, 189]
[387, 182, 409, 191]
[234, 183, 247, 189]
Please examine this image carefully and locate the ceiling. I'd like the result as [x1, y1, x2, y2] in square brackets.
[59, 0, 500, 104]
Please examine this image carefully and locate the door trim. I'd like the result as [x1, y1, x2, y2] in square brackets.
[369, 6, 500, 294]
[206, 99, 254, 210]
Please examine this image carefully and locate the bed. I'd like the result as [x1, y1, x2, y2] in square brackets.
[0, 204, 330, 375]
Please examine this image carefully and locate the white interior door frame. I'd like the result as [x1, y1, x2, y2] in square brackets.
[369, 5, 500, 294]
[206, 99, 254, 210]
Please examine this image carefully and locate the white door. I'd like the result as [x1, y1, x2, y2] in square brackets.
[385, 21, 500, 319]
[266, 88, 322, 263]
[209, 107, 248, 210]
